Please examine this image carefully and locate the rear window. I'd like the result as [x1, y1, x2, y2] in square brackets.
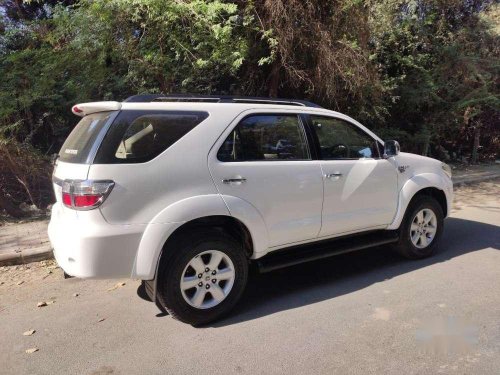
[94, 110, 209, 164]
[58, 112, 114, 164]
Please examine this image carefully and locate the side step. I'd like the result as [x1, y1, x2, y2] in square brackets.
[256, 230, 399, 273]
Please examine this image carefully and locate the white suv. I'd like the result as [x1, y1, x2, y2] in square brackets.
[48, 95, 453, 325]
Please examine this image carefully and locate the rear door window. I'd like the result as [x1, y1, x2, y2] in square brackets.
[217, 114, 310, 161]
[58, 111, 114, 164]
[94, 110, 209, 163]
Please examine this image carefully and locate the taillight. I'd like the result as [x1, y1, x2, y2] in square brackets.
[62, 180, 114, 210]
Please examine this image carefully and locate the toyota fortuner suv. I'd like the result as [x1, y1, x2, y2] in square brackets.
[48, 94, 453, 325]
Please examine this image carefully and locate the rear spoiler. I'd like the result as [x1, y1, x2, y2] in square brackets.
[72, 101, 121, 117]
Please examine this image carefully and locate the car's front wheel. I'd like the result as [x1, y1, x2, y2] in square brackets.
[394, 195, 444, 259]
[157, 230, 248, 326]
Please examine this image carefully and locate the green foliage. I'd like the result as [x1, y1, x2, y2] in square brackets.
[52, 0, 253, 93]
[0, 0, 499, 212]
[370, 0, 499, 157]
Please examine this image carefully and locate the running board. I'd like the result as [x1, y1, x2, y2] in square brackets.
[256, 230, 399, 273]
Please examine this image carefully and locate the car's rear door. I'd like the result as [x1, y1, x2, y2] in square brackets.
[306, 114, 398, 237]
[52, 111, 118, 217]
[208, 111, 323, 247]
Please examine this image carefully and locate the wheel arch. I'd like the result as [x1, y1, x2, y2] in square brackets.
[411, 187, 447, 217]
[132, 194, 268, 281]
[139, 214, 256, 307]
[162, 215, 254, 260]
[388, 173, 451, 230]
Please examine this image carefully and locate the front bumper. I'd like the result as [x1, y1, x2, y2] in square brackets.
[444, 175, 454, 217]
[48, 203, 145, 278]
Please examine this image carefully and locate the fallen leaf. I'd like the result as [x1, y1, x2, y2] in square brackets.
[25, 348, 39, 354]
[17, 281, 24, 286]
[107, 282, 126, 291]
[37, 302, 47, 308]
[23, 329, 36, 336]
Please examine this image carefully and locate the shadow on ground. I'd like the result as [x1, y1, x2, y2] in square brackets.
[137, 217, 499, 327]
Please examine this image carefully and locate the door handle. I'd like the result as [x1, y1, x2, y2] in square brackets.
[222, 177, 247, 184]
[324, 173, 343, 179]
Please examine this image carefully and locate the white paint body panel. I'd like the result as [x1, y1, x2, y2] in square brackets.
[387, 152, 453, 229]
[207, 109, 324, 247]
[48, 202, 144, 278]
[48, 101, 453, 280]
[319, 158, 398, 236]
[210, 159, 324, 246]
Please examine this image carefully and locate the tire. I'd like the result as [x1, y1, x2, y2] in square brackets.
[394, 195, 444, 259]
[157, 229, 248, 326]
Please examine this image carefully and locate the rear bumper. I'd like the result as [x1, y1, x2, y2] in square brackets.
[48, 203, 145, 278]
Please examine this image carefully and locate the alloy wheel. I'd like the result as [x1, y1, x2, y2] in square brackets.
[410, 208, 437, 249]
[180, 250, 235, 309]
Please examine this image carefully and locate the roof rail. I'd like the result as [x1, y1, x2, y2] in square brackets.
[124, 94, 322, 108]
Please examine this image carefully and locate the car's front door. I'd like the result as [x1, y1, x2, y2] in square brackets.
[209, 112, 323, 247]
[307, 115, 398, 237]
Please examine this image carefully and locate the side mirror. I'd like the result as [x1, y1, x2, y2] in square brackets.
[383, 140, 400, 158]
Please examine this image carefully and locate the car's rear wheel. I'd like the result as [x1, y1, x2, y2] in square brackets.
[394, 195, 444, 259]
[157, 230, 248, 326]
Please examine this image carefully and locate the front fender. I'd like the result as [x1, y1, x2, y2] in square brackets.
[387, 173, 452, 230]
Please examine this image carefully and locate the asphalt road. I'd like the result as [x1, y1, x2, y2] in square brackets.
[1, 180, 499, 375]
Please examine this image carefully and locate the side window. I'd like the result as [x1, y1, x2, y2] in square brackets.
[217, 114, 310, 161]
[310, 116, 379, 159]
[94, 111, 208, 163]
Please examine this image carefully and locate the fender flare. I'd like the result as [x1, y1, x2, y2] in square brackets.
[387, 173, 449, 230]
[132, 194, 269, 280]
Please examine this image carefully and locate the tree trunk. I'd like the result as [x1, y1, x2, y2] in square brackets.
[422, 135, 430, 156]
[267, 61, 280, 98]
[471, 125, 480, 164]
[2, 147, 36, 206]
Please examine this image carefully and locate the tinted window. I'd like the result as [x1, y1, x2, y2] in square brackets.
[311, 116, 379, 159]
[218, 115, 310, 161]
[58, 112, 113, 164]
[94, 110, 208, 163]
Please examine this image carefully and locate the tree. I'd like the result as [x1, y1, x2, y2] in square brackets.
[0, 0, 498, 216]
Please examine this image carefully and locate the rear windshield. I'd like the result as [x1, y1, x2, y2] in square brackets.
[58, 111, 114, 164]
[94, 110, 209, 164]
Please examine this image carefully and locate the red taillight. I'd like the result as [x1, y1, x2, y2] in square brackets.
[62, 180, 114, 210]
[74, 195, 100, 207]
[62, 192, 72, 206]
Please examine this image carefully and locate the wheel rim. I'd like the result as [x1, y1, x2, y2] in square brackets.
[180, 250, 235, 309]
[410, 208, 438, 249]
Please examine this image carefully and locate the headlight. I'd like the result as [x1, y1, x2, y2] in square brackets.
[441, 163, 452, 178]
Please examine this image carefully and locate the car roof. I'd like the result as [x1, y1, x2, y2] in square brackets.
[71, 94, 326, 117]
[122, 94, 323, 108]
[70, 96, 384, 144]
[71, 100, 335, 117]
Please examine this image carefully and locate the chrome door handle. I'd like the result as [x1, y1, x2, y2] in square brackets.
[222, 177, 247, 184]
[325, 173, 342, 179]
